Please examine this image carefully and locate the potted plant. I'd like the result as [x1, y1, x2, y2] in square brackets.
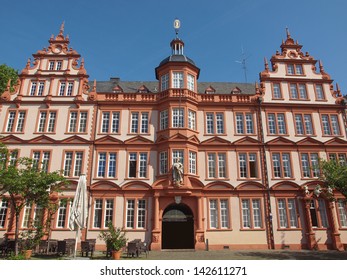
[99, 221, 127, 260]
[20, 225, 44, 259]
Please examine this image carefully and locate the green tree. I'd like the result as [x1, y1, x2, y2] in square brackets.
[319, 159, 347, 199]
[0, 143, 67, 255]
[0, 64, 19, 95]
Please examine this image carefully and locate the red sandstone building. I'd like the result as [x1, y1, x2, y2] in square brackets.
[0, 24, 346, 251]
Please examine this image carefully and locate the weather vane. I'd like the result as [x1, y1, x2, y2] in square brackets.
[174, 18, 180, 38]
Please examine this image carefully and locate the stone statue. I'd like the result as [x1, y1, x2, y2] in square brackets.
[172, 159, 183, 186]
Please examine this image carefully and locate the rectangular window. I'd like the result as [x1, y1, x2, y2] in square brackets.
[160, 110, 168, 130]
[207, 152, 226, 179]
[172, 150, 184, 166]
[126, 199, 147, 229]
[37, 82, 45, 96]
[290, 84, 308, 100]
[209, 199, 230, 230]
[0, 200, 8, 228]
[315, 84, 325, 100]
[272, 83, 282, 99]
[206, 112, 224, 134]
[277, 198, 298, 228]
[337, 199, 347, 228]
[240, 113, 254, 133]
[49, 61, 55, 70]
[161, 73, 169, 91]
[63, 151, 83, 177]
[294, 114, 314, 135]
[301, 153, 319, 178]
[57, 200, 67, 228]
[101, 111, 120, 133]
[141, 112, 149, 133]
[56, 61, 62, 70]
[68, 111, 88, 133]
[32, 151, 51, 172]
[104, 199, 114, 227]
[30, 82, 37, 96]
[128, 152, 148, 178]
[187, 74, 195, 91]
[159, 151, 168, 175]
[272, 152, 292, 178]
[238, 153, 258, 178]
[189, 151, 197, 175]
[172, 72, 183, 88]
[287, 64, 294, 75]
[59, 82, 66, 96]
[188, 110, 196, 130]
[38, 110, 56, 133]
[241, 198, 263, 229]
[67, 82, 74, 96]
[267, 113, 286, 135]
[130, 112, 139, 133]
[287, 64, 303, 75]
[6, 110, 26, 133]
[172, 108, 184, 128]
[321, 114, 341, 136]
[93, 199, 102, 228]
[309, 199, 329, 228]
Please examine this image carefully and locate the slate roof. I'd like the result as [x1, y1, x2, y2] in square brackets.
[91, 79, 256, 95]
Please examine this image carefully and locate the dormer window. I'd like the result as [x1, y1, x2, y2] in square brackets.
[112, 85, 123, 93]
[231, 87, 241, 94]
[205, 86, 216, 94]
[172, 72, 183, 88]
[48, 60, 63, 71]
[137, 85, 149, 94]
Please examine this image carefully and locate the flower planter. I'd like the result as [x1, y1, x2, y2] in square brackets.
[23, 249, 33, 260]
[111, 250, 122, 260]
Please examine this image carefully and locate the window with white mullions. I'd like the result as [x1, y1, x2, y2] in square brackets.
[0, 200, 8, 228]
[172, 108, 184, 128]
[57, 200, 67, 228]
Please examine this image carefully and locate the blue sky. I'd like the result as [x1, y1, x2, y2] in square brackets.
[1, 0, 346, 94]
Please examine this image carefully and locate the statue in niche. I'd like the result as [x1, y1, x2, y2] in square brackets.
[172, 158, 183, 186]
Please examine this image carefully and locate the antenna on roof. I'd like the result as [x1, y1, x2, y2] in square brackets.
[235, 46, 250, 83]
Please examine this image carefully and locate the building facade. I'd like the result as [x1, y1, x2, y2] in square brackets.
[1, 25, 347, 251]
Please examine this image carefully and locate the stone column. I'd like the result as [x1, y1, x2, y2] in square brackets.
[328, 201, 344, 251]
[303, 198, 317, 250]
[195, 196, 205, 250]
[150, 194, 161, 250]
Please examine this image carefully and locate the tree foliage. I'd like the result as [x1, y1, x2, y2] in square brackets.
[0, 143, 67, 255]
[319, 159, 347, 199]
[0, 64, 19, 94]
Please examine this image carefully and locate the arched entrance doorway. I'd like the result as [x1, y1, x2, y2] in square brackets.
[162, 203, 194, 249]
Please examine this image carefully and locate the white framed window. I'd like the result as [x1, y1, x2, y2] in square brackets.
[68, 111, 88, 133]
[209, 199, 230, 229]
[238, 153, 258, 178]
[241, 198, 263, 229]
[126, 199, 147, 229]
[6, 110, 26, 133]
[38, 110, 56, 133]
[159, 151, 168, 175]
[189, 151, 197, 174]
[101, 111, 120, 133]
[97, 152, 117, 178]
[272, 83, 282, 99]
[236, 113, 254, 134]
[321, 114, 341, 136]
[294, 114, 313, 135]
[93, 199, 114, 229]
[301, 153, 319, 178]
[161, 73, 169, 91]
[172, 72, 183, 88]
[206, 112, 224, 134]
[131, 112, 149, 134]
[337, 199, 347, 228]
[187, 74, 195, 91]
[172, 150, 184, 166]
[277, 198, 298, 228]
[59, 81, 74, 96]
[57, 200, 68, 228]
[160, 110, 168, 130]
[172, 108, 184, 128]
[188, 110, 196, 130]
[128, 152, 148, 178]
[207, 152, 226, 179]
[32, 151, 51, 172]
[63, 151, 83, 177]
[309, 199, 329, 228]
[0, 200, 8, 228]
[272, 152, 292, 178]
[267, 113, 286, 135]
[315, 84, 325, 100]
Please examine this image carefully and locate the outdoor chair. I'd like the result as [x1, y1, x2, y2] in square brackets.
[38, 240, 48, 254]
[138, 241, 149, 257]
[126, 242, 139, 258]
[81, 240, 95, 257]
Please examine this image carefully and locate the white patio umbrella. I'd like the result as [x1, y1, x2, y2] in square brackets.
[68, 174, 88, 258]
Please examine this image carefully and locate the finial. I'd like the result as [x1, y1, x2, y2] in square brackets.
[26, 58, 31, 69]
[80, 58, 85, 68]
[286, 27, 291, 39]
[319, 60, 324, 72]
[264, 57, 269, 70]
[336, 82, 340, 92]
[173, 18, 180, 38]
[59, 21, 65, 35]
[92, 79, 97, 92]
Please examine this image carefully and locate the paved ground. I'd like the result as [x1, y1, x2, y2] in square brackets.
[89, 249, 347, 260]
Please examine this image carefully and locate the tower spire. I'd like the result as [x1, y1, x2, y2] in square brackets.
[59, 21, 65, 35]
[285, 27, 291, 39]
[173, 18, 180, 38]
